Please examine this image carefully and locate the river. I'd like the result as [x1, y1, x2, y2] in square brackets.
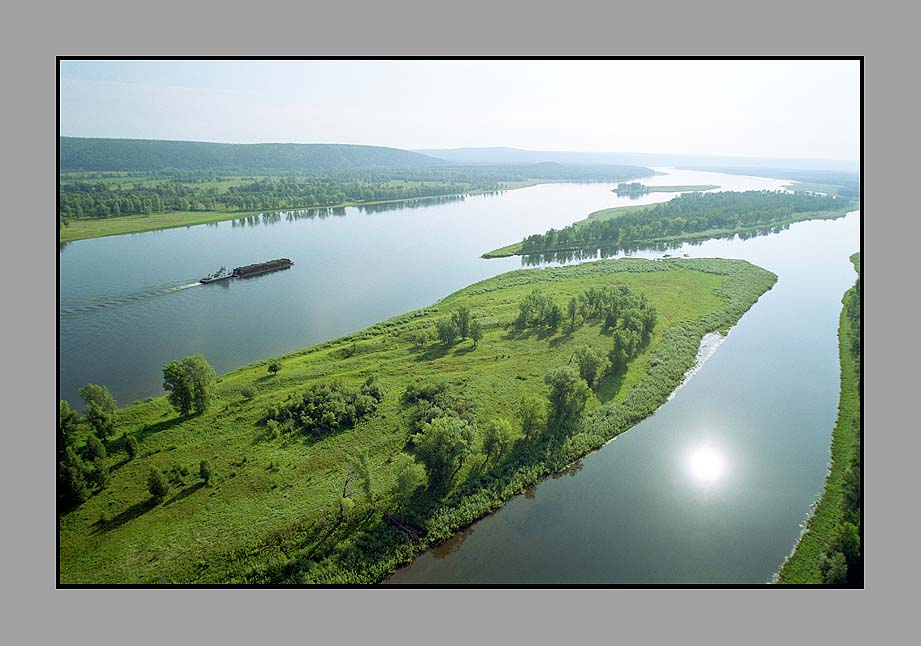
[59, 168, 858, 583]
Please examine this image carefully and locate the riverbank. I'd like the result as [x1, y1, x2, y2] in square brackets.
[59, 257, 775, 584]
[775, 252, 861, 583]
[482, 195, 858, 258]
[614, 184, 720, 195]
[58, 180, 546, 243]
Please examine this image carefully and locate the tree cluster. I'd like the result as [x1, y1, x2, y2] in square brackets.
[519, 191, 847, 254]
[264, 377, 385, 437]
[162, 354, 216, 416]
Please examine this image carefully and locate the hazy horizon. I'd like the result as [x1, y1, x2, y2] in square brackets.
[60, 60, 860, 163]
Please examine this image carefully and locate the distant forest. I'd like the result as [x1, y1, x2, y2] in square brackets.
[518, 191, 853, 254]
[58, 138, 653, 220]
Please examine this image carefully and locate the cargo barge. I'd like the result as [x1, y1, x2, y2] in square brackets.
[200, 258, 294, 284]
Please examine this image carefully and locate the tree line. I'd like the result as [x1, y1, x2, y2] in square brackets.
[518, 191, 849, 254]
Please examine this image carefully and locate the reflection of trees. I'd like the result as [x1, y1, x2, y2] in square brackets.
[519, 222, 796, 267]
[430, 525, 475, 559]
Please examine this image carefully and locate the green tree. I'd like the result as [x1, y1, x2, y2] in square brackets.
[828, 521, 861, 581]
[412, 416, 477, 489]
[147, 468, 169, 502]
[125, 434, 140, 460]
[567, 297, 578, 334]
[436, 318, 459, 346]
[469, 319, 483, 347]
[267, 361, 282, 376]
[83, 401, 115, 439]
[821, 551, 848, 585]
[163, 354, 216, 416]
[575, 345, 605, 388]
[544, 367, 591, 435]
[79, 383, 116, 415]
[58, 400, 81, 456]
[451, 305, 471, 339]
[517, 395, 546, 441]
[391, 453, 427, 508]
[58, 446, 89, 509]
[88, 456, 109, 489]
[84, 433, 106, 462]
[482, 418, 513, 464]
[199, 460, 213, 485]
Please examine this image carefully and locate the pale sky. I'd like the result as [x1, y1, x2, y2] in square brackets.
[60, 60, 860, 161]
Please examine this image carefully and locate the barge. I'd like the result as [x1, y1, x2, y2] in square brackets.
[200, 258, 294, 284]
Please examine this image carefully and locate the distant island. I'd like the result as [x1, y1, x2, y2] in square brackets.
[613, 182, 719, 196]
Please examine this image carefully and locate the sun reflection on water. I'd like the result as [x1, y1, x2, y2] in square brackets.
[687, 446, 727, 485]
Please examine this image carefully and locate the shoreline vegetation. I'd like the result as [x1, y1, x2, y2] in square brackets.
[58, 257, 775, 584]
[613, 182, 720, 195]
[775, 252, 861, 584]
[58, 137, 656, 243]
[58, 181, 544, 243]
[482, 191, 858, 259]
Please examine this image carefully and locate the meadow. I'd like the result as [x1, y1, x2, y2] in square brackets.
[59, 257, 776, 584]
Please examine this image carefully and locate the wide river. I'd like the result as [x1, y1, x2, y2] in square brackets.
[59, 168, 859, 583]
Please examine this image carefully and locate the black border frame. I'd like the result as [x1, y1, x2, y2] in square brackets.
[56, 55, 864, 589]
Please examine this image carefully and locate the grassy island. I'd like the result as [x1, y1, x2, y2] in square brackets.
[59, 257, 776, 584]
[483, 191, 858, 258]
[776, 252, 861, 584]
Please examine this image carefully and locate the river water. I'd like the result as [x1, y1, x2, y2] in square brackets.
[59, 168, 858, 583]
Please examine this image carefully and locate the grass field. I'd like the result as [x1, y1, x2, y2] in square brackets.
[775, 253, 861, 583]
[59, 257, 776, 584]
[58, 180, 546, 243]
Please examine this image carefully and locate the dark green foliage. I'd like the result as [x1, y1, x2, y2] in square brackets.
[79, 383, 117, 414]
[162, 354, 216, 416]
[199, 460, 213, 485]
[516, 395, 546, 441]
[820, 552, 848, 584]
[412, 416, 477, 489]
[241, 387, 256, 400]
[58, 400, 81, 456]
[267, 361, 282, 376]
[84, 433, 106, 462]
[451, 305, 471, 339]
[392, 453, 427, 508]
[468, 319, 483, 347]
[827, 522, 861, 584]
[264, 377, 384, 437]
[401, 381, 473, 434]
[567, 297, 578, 334]
[88, 456, 109, 489]
[80, 384, 116, 438]
[58, 446, 90, 509]
[436, 318, 459, 346]
[482, 418, 513, 463]
[147, 469, 169, 502]
[544, 367, 592, 435]
[125, 434, 140, 460]
[515, 289, 561, 329]
[574, 345, 606, 388]
[519, 191, 851, 255]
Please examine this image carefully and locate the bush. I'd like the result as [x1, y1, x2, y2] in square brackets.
[147, 469, 169, 501]
[264, 377, 385, 437]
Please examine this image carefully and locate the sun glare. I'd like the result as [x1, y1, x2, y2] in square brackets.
[688, 446, 726, 484]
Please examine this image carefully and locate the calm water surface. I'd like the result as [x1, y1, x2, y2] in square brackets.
[59, 168, 856, 584]
[386, 210, 859, 584]
[60, 168, 782, 407]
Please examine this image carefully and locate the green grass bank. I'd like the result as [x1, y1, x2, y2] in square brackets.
[59, 257, 776, 584]
[775, 252, 861, 583]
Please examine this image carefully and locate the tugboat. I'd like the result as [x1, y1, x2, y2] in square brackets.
[200, 258, 294, 284]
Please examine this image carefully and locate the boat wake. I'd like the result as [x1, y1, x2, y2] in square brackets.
[59, 281, 202, 318]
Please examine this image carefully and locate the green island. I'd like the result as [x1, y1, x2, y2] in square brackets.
[776, 252, 861, 584]
[482, 190, 858, 258]
[58, 257, 776, 584]
[613, 182, 720, 195]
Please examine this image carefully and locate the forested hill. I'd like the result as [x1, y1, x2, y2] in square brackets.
[59, 137, 446, 172]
